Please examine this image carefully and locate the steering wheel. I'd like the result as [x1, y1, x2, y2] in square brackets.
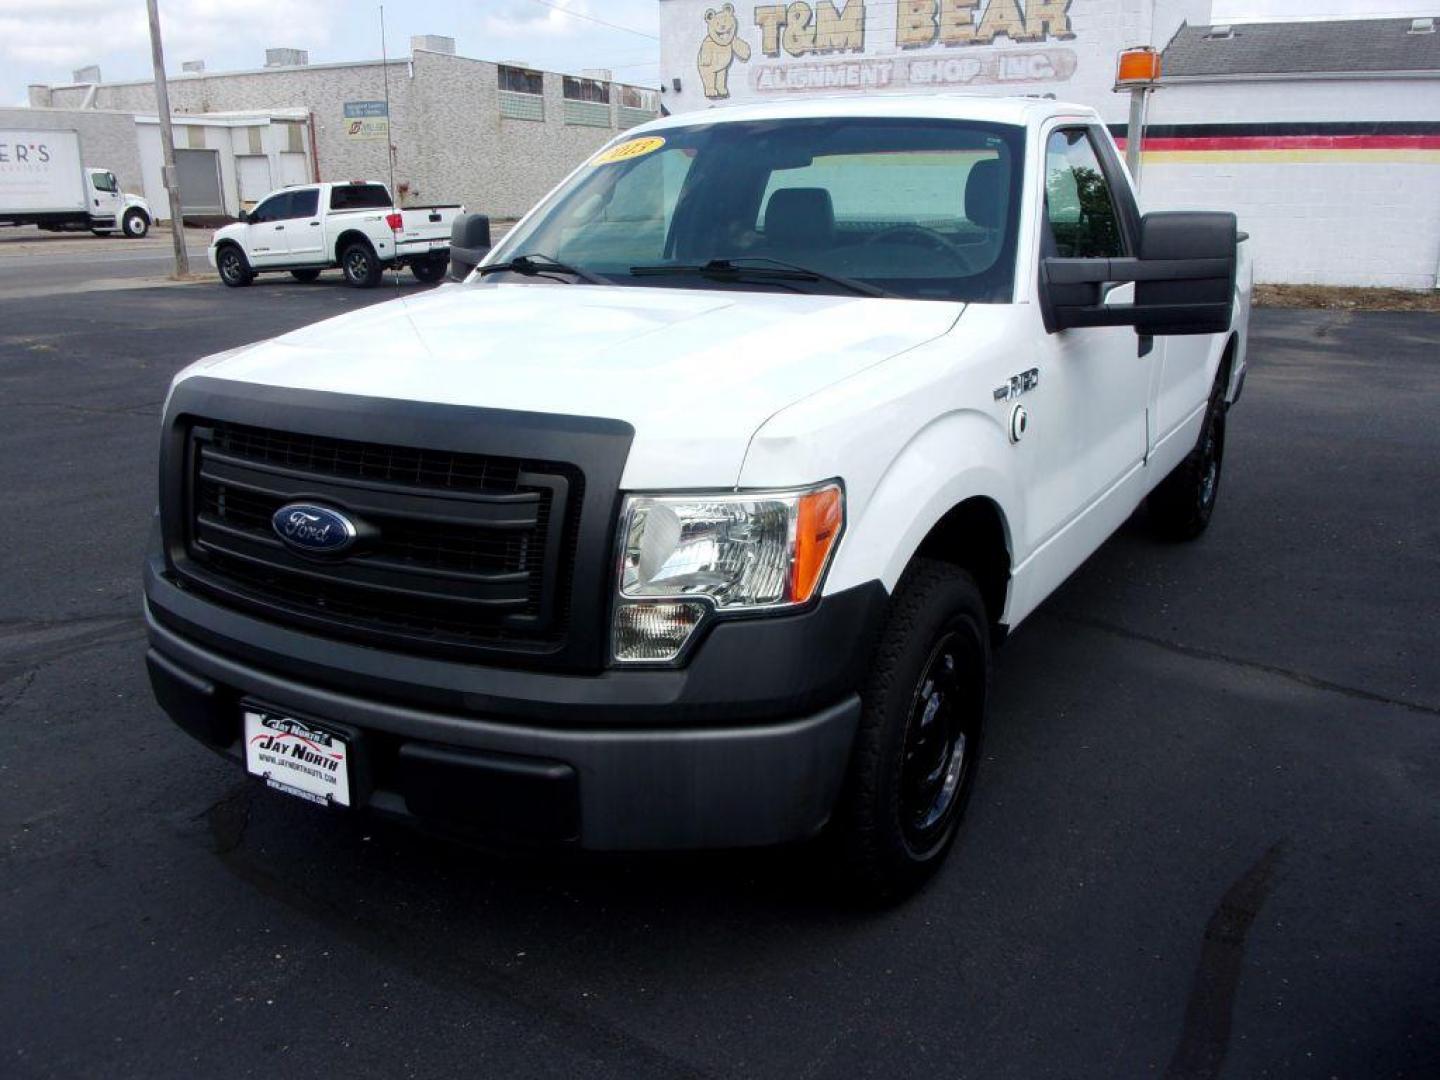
[861, 224, 978, 275]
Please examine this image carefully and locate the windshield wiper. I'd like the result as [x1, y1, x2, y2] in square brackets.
[629, 257, 894, 298]
[477, 253, 610, 285]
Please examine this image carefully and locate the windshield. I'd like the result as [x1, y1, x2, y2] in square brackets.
[487, 117, 1024, 302]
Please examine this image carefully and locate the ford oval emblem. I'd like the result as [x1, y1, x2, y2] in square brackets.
[271, 503, 358, 556]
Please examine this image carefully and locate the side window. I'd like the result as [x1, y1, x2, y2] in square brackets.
[250, 193, 290, 224]
[1044, 130, 1123, 259]
[289, 188, 319, 219]
[91, 171, 117, 193]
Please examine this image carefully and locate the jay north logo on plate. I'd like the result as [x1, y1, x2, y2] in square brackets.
[245, 711, 351, 807]
[271, 503, 357, 555]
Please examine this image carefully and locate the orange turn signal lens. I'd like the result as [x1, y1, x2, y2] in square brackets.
[1116, 48, 1161, 85]
[790, 485, 843, 604]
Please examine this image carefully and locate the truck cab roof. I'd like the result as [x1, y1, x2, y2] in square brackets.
[640, 93, 1102, 131]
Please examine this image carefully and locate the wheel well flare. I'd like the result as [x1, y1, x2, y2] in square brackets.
[914, 498, 1011, 628]
[336, 232, 374, 260]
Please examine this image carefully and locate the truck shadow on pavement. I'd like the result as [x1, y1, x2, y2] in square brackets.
[241, 272, 438, 290]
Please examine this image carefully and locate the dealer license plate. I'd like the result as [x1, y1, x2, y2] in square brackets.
[244, 709, 351, 808]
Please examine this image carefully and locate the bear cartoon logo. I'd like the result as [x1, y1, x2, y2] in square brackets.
[697, 3, 751, 100]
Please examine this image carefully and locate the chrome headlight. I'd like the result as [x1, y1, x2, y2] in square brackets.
[612, 483, 843, 663]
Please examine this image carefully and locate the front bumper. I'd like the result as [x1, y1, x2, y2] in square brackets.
[144, 558, 885, 850]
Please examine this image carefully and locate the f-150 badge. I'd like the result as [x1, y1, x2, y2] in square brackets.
[994, 368, 1040, 402]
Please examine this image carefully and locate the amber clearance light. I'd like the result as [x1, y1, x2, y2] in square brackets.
[1115, 47, 1161, 86]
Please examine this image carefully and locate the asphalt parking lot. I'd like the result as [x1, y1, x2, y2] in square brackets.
[1, 281, 1437, 1079]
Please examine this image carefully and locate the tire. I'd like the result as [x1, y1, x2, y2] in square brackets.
[1148, 369, 1228, 541]
[215, 245, 253, 288]
[290, 269, 322, 283]
[122, 209, 149, 238]
[829, 559, 990, 902]
[410, 257, 446, 284]
[340, 241, 383, 288]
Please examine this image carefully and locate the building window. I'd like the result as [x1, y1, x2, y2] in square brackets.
[499, 65, 544, 121]
[499, 66, 543, 94]
[563, 76, 611, 128]
[618, 85, 659, 130]
[563, 77, 610, 104]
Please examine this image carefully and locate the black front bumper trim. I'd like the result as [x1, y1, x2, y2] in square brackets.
[146, 601, 869, 850]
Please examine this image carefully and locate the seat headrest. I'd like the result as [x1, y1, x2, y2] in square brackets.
[965, 159, 1005, 231]
[765, 187, 835, 247]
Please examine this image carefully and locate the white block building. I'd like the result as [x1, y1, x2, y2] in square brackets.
[1140, 19, 1440, 290]
[657, 1, 1440, 289]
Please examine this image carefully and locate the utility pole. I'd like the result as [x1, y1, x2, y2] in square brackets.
[146, 0, 189, 276]
[1125, 86, 1150, 187]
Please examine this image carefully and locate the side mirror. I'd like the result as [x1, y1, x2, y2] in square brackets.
[237, 209, 251, 224]
[1040, 211, 1237, 336]
[448, 213, 492, 281]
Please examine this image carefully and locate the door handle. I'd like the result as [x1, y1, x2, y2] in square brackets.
[310, 221, 320, 227]
[274, 225, 285, 230]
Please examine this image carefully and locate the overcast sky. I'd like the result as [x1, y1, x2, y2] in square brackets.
[3, 0, 1434, 104]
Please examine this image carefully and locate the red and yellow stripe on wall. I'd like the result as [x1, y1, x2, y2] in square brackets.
[1111, 124, 1440, 164]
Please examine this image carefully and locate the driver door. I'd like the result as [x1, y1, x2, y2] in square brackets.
[246, 192, 292, 267]
[1019, 125, 1152, 574]
[87, 170, 122, 225]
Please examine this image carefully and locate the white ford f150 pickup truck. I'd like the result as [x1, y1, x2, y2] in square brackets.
[209, 181, 462, 288]
[148, 97, 1250, 897]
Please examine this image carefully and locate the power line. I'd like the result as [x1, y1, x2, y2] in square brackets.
[525, 0, 659, 41]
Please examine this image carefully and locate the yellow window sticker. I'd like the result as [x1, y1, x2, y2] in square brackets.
[591, 136, 666, 166]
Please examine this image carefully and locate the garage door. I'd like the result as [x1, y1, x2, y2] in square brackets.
[236, 155, 272, 207]
[279, 152, 310, 187]
[175, 148, 223, 215]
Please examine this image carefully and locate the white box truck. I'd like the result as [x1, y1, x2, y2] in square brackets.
[0, 128, 152, 237]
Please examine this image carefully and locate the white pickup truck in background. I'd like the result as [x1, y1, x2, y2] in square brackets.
[0, 128, 152, 237]
[150, 97, 1250, 899]
[209, 181, 462, 287]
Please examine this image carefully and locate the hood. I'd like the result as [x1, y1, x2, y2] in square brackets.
[180, 282, 962, 488]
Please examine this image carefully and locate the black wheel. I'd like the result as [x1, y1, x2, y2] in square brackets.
[216, 245, 253, 287]
[340, 242, 382, 288]
[1148, 370, 1228, 541]
[410, 257, 446, 283]
[290, 269, 322, 283]
[830, 559, 990, 902]
[122, 209, 149, 238]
